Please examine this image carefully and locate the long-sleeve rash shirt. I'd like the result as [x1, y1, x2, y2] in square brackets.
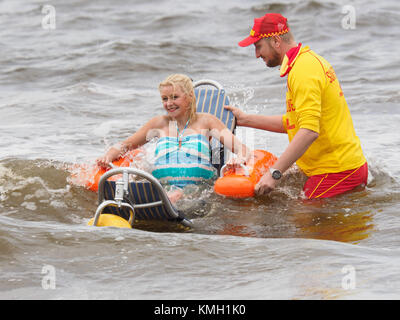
[281, 45, 366, 176]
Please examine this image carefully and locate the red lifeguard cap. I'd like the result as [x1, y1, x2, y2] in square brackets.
[238, 13, 290, 47]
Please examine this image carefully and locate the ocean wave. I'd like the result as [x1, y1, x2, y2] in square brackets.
[250, 0, 337, 15]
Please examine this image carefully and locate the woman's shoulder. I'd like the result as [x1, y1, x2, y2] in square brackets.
[195, 112, 218, 122]
[195, 113, 223, 126]
[146, 114, 169, 127]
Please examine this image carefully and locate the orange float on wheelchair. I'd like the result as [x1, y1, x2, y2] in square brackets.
[69, 149, 143, 192]
[214, 149, 277, 198]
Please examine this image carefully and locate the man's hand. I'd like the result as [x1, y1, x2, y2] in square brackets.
[254, 128, 319, 195]
[255, 171, 277, 195]
[224, 105, 247, 126]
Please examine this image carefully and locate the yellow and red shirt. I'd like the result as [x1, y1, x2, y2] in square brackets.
[281, 45, 366, 176]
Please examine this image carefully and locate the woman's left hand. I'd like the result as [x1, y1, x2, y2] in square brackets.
[225, 156, 248, 174]
[226, 155, 246, 166]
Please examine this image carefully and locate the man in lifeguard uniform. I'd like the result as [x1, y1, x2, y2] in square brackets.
[225, 13, 368, 199]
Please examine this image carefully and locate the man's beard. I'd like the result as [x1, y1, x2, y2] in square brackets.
[266, 50, 281, 68]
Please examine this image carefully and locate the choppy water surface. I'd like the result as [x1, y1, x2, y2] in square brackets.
[1, 0, 400, 300]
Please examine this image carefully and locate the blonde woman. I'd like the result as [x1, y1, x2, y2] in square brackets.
[96, 74, 250, 201]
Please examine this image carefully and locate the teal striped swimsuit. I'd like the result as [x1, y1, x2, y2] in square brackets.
[152, 134, 216, 187]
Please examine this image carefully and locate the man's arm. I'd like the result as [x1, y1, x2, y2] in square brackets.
[255, 128, 319, 195]
[224, 105, 286, 133]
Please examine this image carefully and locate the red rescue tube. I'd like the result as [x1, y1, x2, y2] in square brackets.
[69, 149, 143, 192]
[214, 149, 277, 198]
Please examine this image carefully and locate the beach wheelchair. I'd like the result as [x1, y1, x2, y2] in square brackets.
[90, 80, 236, 229]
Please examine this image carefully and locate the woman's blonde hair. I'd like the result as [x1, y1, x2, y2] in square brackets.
[159, 74, 197, 122]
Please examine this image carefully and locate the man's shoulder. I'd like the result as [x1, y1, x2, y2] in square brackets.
[297, 49, 331, 72]
[289, 49, 330, 82]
